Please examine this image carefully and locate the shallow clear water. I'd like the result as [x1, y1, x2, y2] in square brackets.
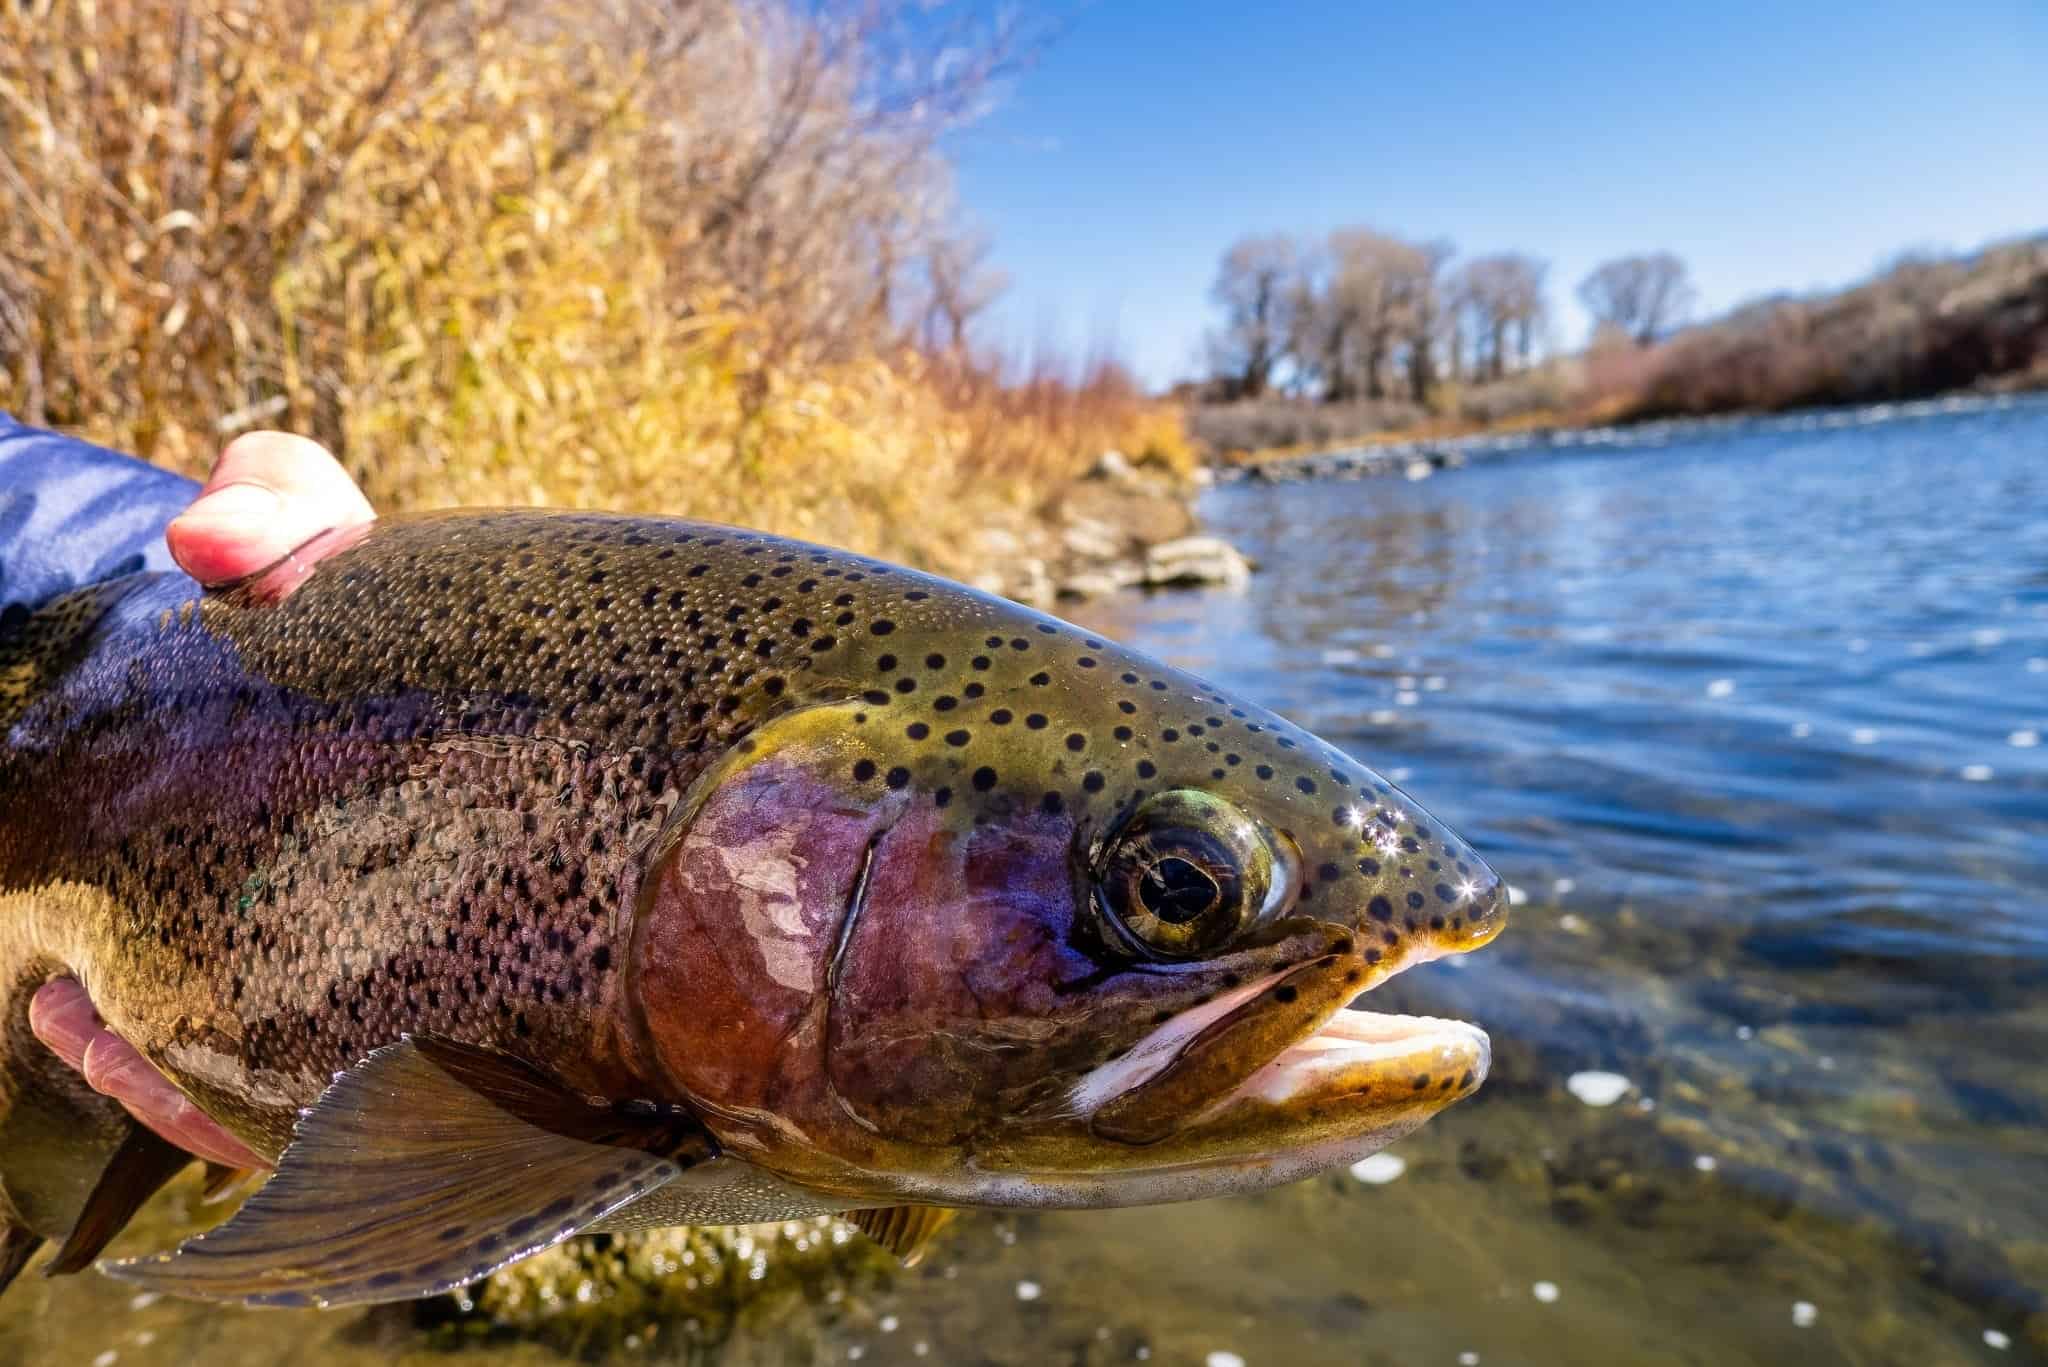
[6, 397, 2045, 1365]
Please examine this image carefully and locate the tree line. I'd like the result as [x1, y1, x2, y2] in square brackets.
[1205, 229, 1693, 402]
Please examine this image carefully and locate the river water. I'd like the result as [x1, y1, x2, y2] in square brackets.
[4, 397, 2044, 1365]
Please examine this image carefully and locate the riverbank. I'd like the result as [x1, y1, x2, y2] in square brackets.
[1211, 388, 2048, 487]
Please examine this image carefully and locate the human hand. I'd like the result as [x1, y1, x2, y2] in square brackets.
[29, 431, 378, 1170]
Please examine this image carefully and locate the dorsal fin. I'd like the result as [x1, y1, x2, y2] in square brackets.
[45, 1120, 193, 1275]
[106, 1036, 712, 1307]
[847, 1205, 957, 1266]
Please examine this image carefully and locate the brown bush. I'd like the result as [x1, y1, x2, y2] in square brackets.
[1628, 238, 2048, 418]
[0, 0, 1184, 575]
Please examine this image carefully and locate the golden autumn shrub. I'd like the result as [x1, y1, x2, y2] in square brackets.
[0, 0, 1188, 574]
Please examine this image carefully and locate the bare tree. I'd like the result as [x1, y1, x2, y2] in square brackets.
[1450, 254, 1548, 380]
[1578, 252, 1693, 346]
[1208, 234, 1300, 399]
[918, 227, 1007, 355]
[1400, 238, 1454, 401]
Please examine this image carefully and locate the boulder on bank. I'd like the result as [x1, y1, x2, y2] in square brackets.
[1141, 535, 1253, 590]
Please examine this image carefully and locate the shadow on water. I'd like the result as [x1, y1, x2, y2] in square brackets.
[4, 397, 2046, 1365]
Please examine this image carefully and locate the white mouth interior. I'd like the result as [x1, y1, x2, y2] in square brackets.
[1224, 1009, 1491, 1107]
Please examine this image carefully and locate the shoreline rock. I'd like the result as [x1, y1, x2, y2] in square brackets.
[972, 452, 1257, 608]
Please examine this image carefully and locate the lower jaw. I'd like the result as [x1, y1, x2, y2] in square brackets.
[922, 1010, 1490, 1211]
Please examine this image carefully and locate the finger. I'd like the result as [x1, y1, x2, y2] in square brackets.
[166, 431, 376, 586]
[79, 1028, 266, 1170]
[29, 978, 103, 1072]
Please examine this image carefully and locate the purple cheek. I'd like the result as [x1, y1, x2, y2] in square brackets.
[635, 757, 899, 1118]
[825, 809, 1084, 1145]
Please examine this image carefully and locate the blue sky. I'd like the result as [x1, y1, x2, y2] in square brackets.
[944, 1, 2048, 389]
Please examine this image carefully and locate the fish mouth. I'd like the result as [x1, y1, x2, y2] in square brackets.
[1024, 927, 1497, 1206]
[1222, 1001, 1492, 1113]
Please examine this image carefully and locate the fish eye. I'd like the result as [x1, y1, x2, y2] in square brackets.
[1094, 790, 1293, 959]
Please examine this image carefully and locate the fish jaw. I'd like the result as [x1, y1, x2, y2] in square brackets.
[949, 940, 1494, 1209]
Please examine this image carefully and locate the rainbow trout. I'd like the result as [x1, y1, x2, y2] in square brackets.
[0, 511, 1506, 1306]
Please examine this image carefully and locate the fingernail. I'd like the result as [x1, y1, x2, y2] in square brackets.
[173, 481, 283, 530]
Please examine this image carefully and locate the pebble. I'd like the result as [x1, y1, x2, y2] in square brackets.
[2009, 729, 2040, 748]
[1961, 764, 1994, 782]
[1532, 1281, 1560, 1304]
[1984, 1328, 2011, 1350]
[1206, 1354, 1246, 1367]
[1706, 678, 1736, 698]
[1792, 1301, 1818, 1328]
[1015, 1281, 1041, 1302]
[1349, 1153, 1407, 1185]
[1565, 1071, 1632, 1107]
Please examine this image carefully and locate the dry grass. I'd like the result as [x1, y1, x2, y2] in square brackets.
[0, 0, 1186, 578]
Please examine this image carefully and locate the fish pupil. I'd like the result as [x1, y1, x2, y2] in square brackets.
[1141, 856, 1221, 924]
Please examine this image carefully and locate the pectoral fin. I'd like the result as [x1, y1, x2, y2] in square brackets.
[847, 1205, 957, 1266]
[0, 1222, 40, 1296]
[46, 1121, 194, 1275]
[105, 1036, 712, 1307]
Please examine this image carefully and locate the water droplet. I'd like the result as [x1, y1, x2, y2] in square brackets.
[1532, 1281, 1560, 1304]
[1552, 877, 1576, 896]
[1349, 1153, 1406, 1185]
[1015, 1281, 1041, 1302]
[1566, 1071, 1631, 1107]
[1505, 884, 1528, 907]
[1705, 678, 1735, 698]
[1206, 1353, 1246, 1367]
[1961, 764, 1994, 782]
[1792, 1301, 1818, 1328]
[1984, 1328, 2011, 1350]
[1694, 1155, 1718, 1172]
[1850, 727, 1880, 745]
[2008, 729, 2039, 748]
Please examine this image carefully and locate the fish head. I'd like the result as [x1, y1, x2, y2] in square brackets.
[631, 604, 1507, 1209]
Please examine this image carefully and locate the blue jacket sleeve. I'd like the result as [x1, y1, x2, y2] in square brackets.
[0, 414, 200, 620]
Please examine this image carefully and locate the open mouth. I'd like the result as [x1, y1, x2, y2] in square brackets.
[1223, 1003, 1492, 1111]
[1074, 941, 1495, 1145]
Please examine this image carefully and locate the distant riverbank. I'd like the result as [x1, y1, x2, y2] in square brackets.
[1213, 389, 2048, 486]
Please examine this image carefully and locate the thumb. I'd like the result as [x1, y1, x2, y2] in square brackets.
[166, 431, 376, 586]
